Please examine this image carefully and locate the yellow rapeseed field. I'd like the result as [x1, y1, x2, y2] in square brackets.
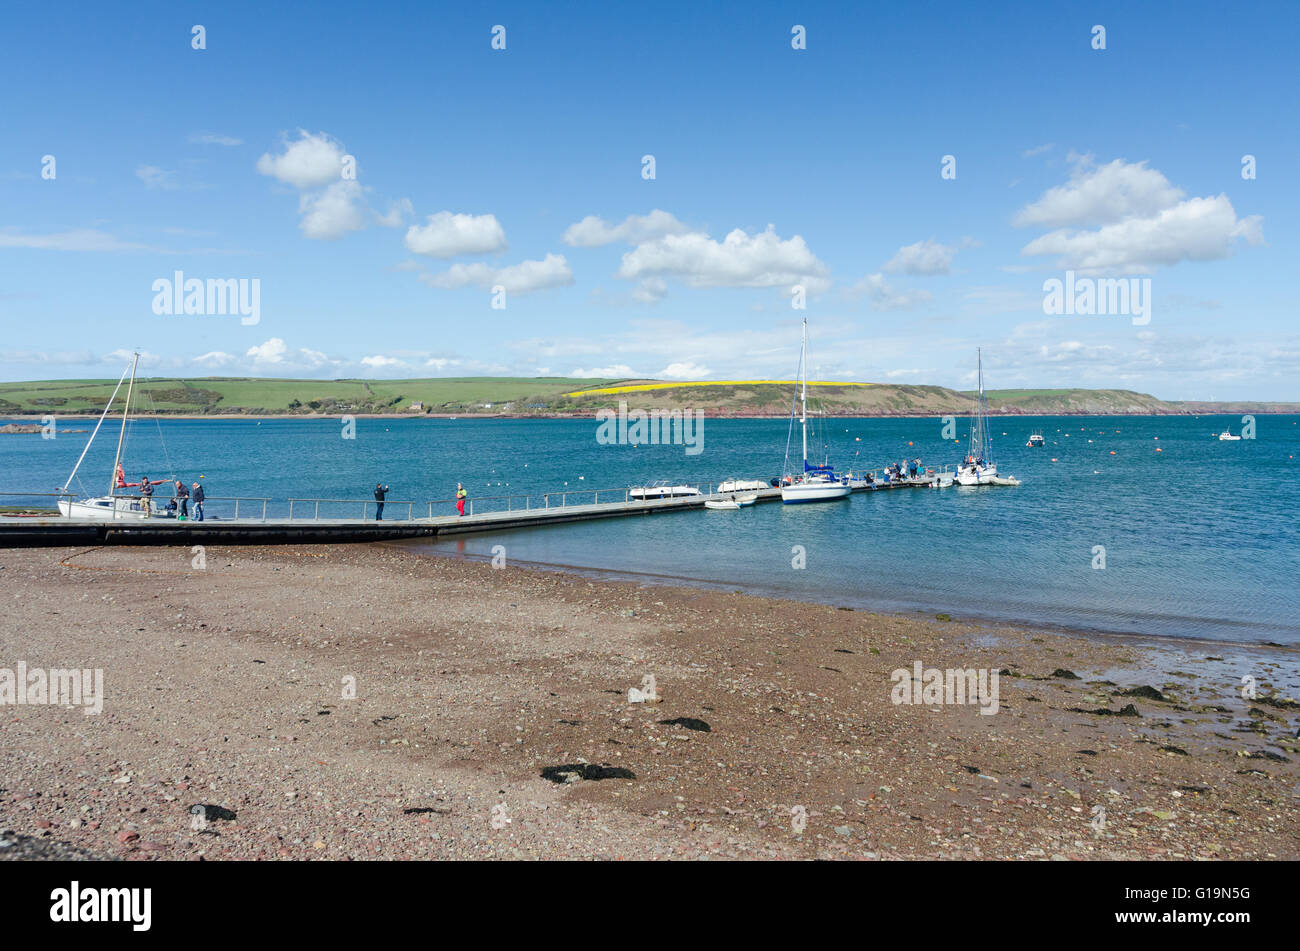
[566, 380, 873, 397]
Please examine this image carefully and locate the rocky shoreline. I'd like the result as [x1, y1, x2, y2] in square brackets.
[1, 543, 1296, 861]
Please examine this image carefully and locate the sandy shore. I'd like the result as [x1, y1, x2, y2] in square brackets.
[1, 542, 1296, 861]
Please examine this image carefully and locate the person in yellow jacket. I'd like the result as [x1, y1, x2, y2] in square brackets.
[455, 483, 467, 516]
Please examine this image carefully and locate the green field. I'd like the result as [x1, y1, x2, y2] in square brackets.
[1, 376, 1292, 418]
[0, 376, 619, 416]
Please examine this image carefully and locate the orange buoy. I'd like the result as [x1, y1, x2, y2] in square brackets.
[1155, 448, 1162, 453]
[1050, 457, 1058, 462]
[1109, 451, 1116, 455]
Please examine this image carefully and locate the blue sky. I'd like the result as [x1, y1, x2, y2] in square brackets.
[1, 0, 1295, 399]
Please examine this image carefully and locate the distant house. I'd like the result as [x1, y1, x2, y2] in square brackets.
[409, 401, 423, 411]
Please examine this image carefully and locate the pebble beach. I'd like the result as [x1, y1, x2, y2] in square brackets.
[1, 543, 1296, 861]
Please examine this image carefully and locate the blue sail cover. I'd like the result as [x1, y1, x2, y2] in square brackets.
[804, 461, 836, 474]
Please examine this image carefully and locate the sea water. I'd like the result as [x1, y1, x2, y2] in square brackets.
[3, 414, 1297, 645]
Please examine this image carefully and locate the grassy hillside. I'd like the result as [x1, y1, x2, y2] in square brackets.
[1, 376, 1294, 418]
[976, 388, 1173, 415]
[0, 376, 617, 416]
[561, 381, 969, 416]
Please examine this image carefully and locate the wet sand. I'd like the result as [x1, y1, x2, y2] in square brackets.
[1, 543, 1296, 860]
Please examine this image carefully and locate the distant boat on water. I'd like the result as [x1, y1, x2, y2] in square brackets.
[1218, 429, 1241, 441]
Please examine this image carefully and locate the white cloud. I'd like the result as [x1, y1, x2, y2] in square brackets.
[419, 253, 574, 294]
[1014, 156, 1263, 274]
[242, 339, 339, 370]
[298, 180, 366, 240]
[1014, 156, 1187, 229]
[105, 348, 161, 367]
[189, 132, 243, 147]
[0, 229, 158, 252]
[1021, 143, 1054, 158]
[1021, 194, 1263, 274]
[632, 276, 668, 303]
[375, 197, 414, 228]
[659, 362, 709, 379]
[136, 165, 178, 190]
[616, 225, 830, 294]
[847, 273, 932, 311]
[563, 210, 691, 247]
[404, 212, 507, 257]
[361, 355, 407, 368]
[192, 351, 236, 368]
[255, 131, 380, 241]
[246, 338, 289, 364]
[0, 348, 98, 366]
[570, 365, 637, 378]
[882, 238, 957, 276]
[256, 130, 349, 189]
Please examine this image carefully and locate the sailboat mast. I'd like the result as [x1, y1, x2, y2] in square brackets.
[800, 318, 808, 468]
[978, 347, 989, 460]
[110, 352, 139, 495]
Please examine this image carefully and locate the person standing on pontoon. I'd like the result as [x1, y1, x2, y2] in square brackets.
[374, 482, 389, 520]
[456, 483, 467, 516]
[138, 475, 155, 517]
[119, 470, 168, 517]
[173, 480, 190, 518]
[192, 482, 205, 521]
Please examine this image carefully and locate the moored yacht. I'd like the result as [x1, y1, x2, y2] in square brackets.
[57, 352, 163, 520]
[954, 349, 1000, 486]
[781, 318, 851, 504]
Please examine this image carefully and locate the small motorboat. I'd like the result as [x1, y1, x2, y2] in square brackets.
[1218, 430, 1241, 441]
[1027, 433, 1045, 447]
[717, 478, 768, 493]
[705, 493, 758, 510]
[629, 481, 702, 500]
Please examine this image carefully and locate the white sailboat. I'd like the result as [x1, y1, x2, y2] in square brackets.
[955, 348, 998, 486]
[781, 318, 851, 504]
[57, 352, 156, 520]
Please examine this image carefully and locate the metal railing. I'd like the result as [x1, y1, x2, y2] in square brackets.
[0, 491, 76, 512]
[3, 480, 761, 523]
[287, 497, 417, 522]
